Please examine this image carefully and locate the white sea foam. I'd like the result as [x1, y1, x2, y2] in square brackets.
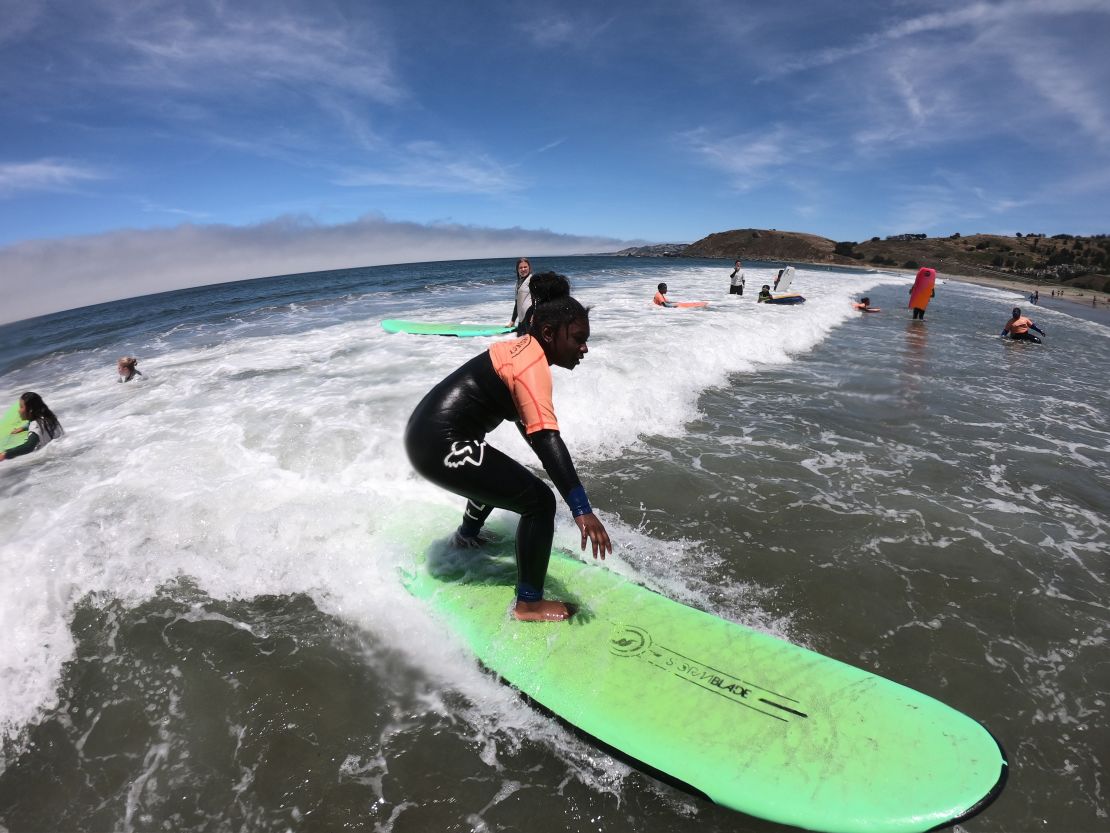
[0, 262, 892, 744]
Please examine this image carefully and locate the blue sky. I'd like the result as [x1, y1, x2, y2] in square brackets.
[2, 0, 1109, 321]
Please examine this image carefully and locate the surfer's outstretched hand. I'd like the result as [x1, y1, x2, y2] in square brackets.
[576, 512, 611, 560]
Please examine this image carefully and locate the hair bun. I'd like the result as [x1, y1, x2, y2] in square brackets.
[528, 272, 570, 306]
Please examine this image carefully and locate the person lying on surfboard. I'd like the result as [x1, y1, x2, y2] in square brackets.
[0, 392, 64, 462]
[652, 282, 677, 307]
[1001, 307, 1045, 343]
[405, 272, 612, 622]
[852, 297, 879, 312]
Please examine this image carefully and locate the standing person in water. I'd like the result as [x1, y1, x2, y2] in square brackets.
[0, 392, 64, 462]
[729, 260, 745, 295]
[509, 257, 534, 334]
[405, 272, 612, 622]
[1001, 307, 1045, 343]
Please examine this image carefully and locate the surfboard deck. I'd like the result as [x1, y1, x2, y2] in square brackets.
[675, 301, 708, 308]
[401, 537, 1007, 833]
[381, 319, 514, 337]
[0, 401, 27, 452]
[765, 293, 806, 305]
[909, 268, 936, 311]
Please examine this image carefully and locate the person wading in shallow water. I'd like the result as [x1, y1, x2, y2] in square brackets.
[509, 257, 534, 334]
[405, 272, 612, 622]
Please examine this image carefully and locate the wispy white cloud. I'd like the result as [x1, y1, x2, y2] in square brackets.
[517, 10, 618, 48]
[100, 1, 402, 103]
[536, 138, 567, 154]
[759, 0, 1110, 81]
[678, 126, 828, 189]
[335, 142, 524, 194]
[0, 215, 637, 324]
[0, 159, 105, 196]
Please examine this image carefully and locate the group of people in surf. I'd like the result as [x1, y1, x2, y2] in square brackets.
[406, 257, 1061, 623]
[2, 357, 143, 464]
[653, 260, 795, 307]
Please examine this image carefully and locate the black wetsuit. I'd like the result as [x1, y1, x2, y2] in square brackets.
[405, 348, 585, 601]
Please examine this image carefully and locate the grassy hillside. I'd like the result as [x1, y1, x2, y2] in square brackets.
[679, 228, 1110, 291]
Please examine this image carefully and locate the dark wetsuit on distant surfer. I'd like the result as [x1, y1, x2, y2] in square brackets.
[405, 272, 612, 622]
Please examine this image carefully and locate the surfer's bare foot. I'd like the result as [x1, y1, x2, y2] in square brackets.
[513, 600, 574, 622]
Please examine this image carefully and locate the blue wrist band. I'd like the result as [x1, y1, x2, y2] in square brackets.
[567, 485, 592, 518]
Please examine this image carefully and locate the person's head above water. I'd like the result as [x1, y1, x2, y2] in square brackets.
[18, 391, 61, 436]
[516, 257, 532, 279]
[657, 282, 667, 293]
[1012, 307, 1022, 318]
[861, 297, 871, 306]
[528, 272, 590, 370]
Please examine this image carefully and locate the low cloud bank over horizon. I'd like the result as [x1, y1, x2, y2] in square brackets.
[0, 215, 641, 325]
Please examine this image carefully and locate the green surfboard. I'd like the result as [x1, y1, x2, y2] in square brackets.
[402, 539, 1007, 833]
[381, 319, 514, 337]
[1, 401, 28, 452]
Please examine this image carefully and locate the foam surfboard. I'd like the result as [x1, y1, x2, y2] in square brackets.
[401, 538, 1007, 833]
[382, 320, 514, 337]
[908, 268, 936, 311]
[775, 265, 796, 293]
[675, 301, 708, 308]
[765, 293, 806, 305]
[1, 401, 27, 452]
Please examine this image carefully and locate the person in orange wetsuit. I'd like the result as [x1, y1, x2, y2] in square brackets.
[653, 282, 677, 307]
[1001, 307, 1045, 343]
[405, 272, 612, 622]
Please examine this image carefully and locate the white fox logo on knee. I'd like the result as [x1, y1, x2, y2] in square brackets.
[444, 440, 486, 468]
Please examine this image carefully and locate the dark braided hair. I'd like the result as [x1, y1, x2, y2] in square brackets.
[527, 272, 589, 334]
[20, 392, 62, 439]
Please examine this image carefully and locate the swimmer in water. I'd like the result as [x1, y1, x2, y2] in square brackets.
[653, 282, 677, 307]
[405, 272, 612, 622]
[0, 392, 64, 462]
[1001, 307, 1045, 343]
[853, 297, 874, 311]
[117, 356, 143, 382]
[757, 284, 772, 303]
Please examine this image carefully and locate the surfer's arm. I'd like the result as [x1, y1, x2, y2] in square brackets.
[1031, 323, 1045, 335]
[527, 429, 611, 558]
[527, 429, 584, 502]
[10, 424, 27, 435]
[1, 431, 40, 460]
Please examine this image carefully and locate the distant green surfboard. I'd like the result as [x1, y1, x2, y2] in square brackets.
[1, 401, 27, 452]
[381, 319, 514, 337]
[402, 539, 1006, 833]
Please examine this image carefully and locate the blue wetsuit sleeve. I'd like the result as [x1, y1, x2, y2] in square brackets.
[527, 429, 588, 509]
[4, 431, 40, 459]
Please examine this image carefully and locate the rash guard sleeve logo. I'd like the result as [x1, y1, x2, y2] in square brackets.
[444, 440, 486, 469]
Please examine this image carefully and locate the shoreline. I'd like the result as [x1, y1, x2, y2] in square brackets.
[932, 270, 1110, 326]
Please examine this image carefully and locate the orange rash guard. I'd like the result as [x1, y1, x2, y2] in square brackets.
[488, 336, 559, 435]
[1004, 316, 1034, 335]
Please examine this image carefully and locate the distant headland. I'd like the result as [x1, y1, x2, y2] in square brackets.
[614, 228, 1110, 294]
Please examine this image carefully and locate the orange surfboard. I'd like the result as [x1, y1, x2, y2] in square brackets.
[909, 267, 936, 310]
